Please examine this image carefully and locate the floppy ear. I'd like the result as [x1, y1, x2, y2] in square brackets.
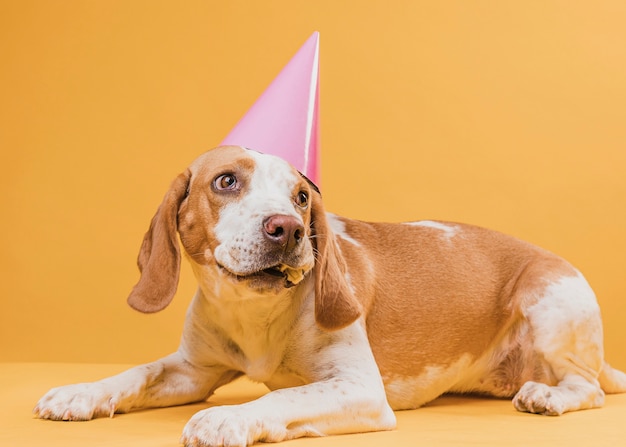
[310, 191, 362, 330]
[127, 171, 190, 313]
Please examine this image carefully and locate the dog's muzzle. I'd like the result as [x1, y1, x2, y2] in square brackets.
[216, 214, 312, 290]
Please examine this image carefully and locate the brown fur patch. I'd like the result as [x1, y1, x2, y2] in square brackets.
[127, 171, 191, 313]
[332, 218, 577, 381]
[179, 146, 256, 266]
[311, 193, 363, 330]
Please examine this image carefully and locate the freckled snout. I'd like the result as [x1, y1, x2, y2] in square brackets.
[263, 215, 304, 252]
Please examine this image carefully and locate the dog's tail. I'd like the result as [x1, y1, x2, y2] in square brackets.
[599, 362, 626, 394]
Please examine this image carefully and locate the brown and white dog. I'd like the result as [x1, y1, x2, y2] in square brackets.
[35, 146, 626, 446]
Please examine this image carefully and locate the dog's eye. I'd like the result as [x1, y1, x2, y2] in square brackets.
[295, 191, 309, 208]
[214, 174, 238, 191]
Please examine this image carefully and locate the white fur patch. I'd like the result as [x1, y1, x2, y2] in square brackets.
[385, 354, 474, 410]
[213, 151, 314, 277]
[326, 213, 361, 246]
[406, 220, 458, 241]
[524, 271, 603, 376]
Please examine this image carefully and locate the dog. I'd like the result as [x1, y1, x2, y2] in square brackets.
[35, 145, 626, 446]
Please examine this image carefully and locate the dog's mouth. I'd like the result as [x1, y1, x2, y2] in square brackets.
[218, 263, 307, 289]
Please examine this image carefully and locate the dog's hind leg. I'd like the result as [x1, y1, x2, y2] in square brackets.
[513, 271, 606, 415]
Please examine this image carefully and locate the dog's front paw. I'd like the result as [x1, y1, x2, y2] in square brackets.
[181, 405, 285, 447]
[513, 381, 565, 416]
[34, 383, 117, 421]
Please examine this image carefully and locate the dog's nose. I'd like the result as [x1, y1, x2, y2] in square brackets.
[263, 215, 304, 251]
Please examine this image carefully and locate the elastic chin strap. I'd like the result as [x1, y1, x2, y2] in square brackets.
[298, 171, 321, 197]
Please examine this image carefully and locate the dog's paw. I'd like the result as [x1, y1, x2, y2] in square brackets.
[181, 405, 286, 447]
[33, 383, 117, 421]
[513, 381, 565, 416]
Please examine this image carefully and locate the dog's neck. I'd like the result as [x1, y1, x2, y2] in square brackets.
[182, 262, 315, 382]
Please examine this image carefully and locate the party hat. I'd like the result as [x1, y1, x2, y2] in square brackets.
[221, 32, 320, 184]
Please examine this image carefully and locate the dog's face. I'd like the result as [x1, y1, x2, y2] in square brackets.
[178, 146, 316, 293]
[126, 145, 362, 330]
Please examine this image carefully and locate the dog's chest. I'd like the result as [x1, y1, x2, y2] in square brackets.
[222, 335, 288, 383]
[218, 326, 314, 387]
[196, 292, 312, 384]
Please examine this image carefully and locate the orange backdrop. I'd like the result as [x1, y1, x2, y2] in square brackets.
[1, 1, 625, 369]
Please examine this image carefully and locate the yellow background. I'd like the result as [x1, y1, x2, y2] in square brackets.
[1, 0, 624, 370]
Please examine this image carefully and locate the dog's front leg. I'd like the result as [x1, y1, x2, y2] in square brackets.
[180, 325, 396, 447]
[34, 352, 231, 421]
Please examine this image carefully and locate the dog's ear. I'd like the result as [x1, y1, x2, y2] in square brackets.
[310, 190, 362, 330]
[127, 170, 190, 313]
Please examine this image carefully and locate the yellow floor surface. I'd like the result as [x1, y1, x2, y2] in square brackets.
[1, 363, 625, 447]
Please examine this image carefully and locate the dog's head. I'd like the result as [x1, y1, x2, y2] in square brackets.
[127, 146, 361, 330]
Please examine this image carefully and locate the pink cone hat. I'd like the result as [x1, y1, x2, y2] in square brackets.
[221, 32, 320, 184]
